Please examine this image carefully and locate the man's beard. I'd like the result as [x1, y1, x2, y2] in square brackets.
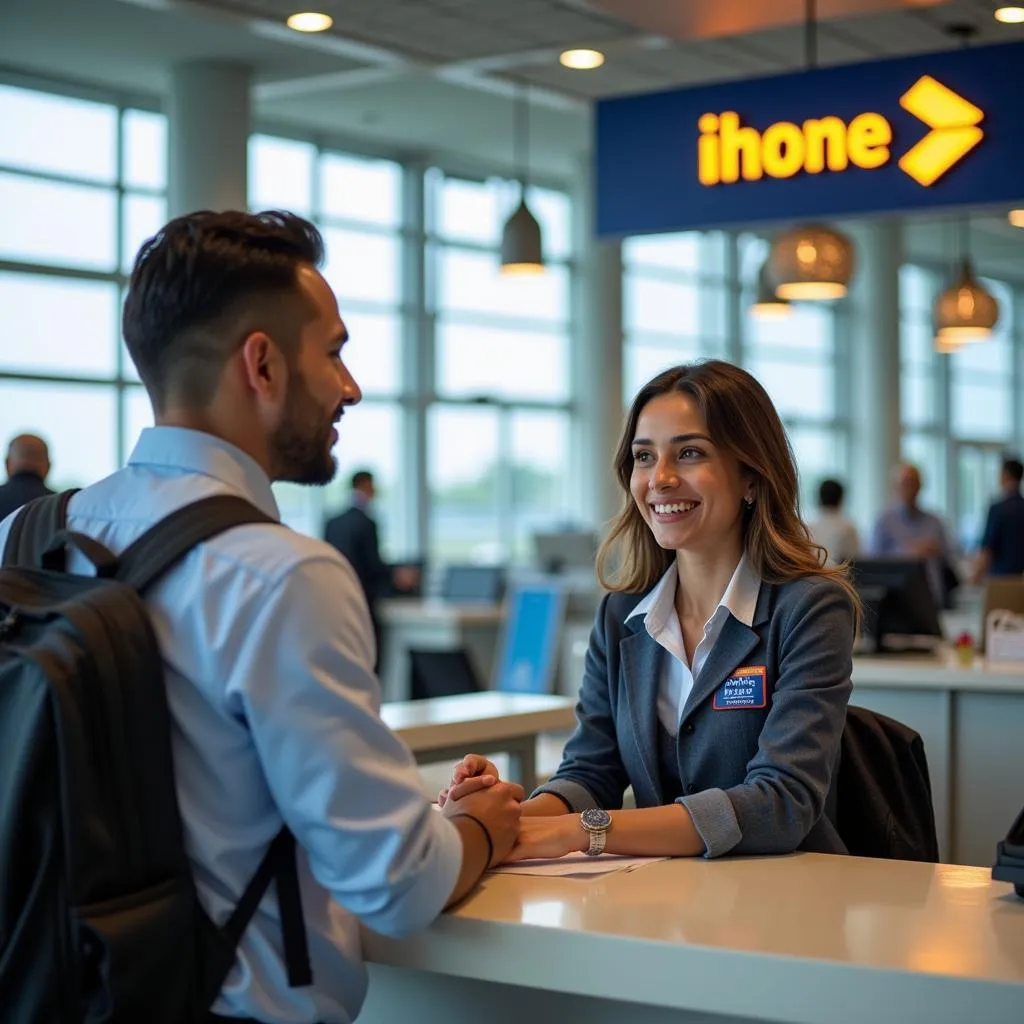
[270, 373, 339, 486]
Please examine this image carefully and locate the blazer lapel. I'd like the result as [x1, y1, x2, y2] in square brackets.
[680, 614, 760, 723]
[619, 625, 664, 805]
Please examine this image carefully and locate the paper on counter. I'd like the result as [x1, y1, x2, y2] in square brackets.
[490, 854, 667, 878]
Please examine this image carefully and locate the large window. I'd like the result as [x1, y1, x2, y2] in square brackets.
[248, 135, 406, 549]
[622, 230, 730, 399]
[426, 171, 574, 563]
[898, 264, 945, 514]
[0, 83, 166, 490]
[949, 280, 1016, 547]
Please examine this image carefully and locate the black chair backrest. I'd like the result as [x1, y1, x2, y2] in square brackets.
[835, 705, 940, 862]
[408, 647, 482, 701]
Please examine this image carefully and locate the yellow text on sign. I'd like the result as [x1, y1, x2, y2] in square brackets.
[697, 111, 892, 185]
[696, 78, 985, 188]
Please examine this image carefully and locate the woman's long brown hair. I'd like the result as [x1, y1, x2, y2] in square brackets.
[596, 360, 861, 625]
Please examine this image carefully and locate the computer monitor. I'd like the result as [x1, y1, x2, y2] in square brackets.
[532, 530, 599, 575]
[849, 558, 944, 654]
[440, 564, 505, 605]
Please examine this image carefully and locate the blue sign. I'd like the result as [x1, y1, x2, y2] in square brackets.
[596, 41, 1024, 237]
[493, 584, 566, 695]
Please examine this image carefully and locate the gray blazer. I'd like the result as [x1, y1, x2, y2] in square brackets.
[534, 576, 854, 858]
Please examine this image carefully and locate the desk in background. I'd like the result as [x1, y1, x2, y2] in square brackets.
[361, 853, 1024, 1024]
[382, 691, 576, 790]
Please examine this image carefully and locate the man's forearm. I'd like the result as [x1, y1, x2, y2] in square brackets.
[444, 816, 492, 906]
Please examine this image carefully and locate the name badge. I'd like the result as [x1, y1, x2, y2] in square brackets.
[712, 666, 768, 710]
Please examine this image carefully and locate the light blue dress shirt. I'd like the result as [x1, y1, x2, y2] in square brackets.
[0, 427, 463, 1024]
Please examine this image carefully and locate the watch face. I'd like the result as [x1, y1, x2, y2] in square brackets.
[581, 808, 611, 830]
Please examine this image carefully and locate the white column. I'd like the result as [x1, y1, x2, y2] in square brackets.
[571, 156, 625, 533]
[845, 218, 903, 533]
[402, 162, 431, 560]
[168, 62, 251, 217]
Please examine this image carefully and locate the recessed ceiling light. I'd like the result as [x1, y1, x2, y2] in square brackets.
[1009, 209, 1024, 227]
[287, 12, 333, 32]
[995, 6, 1024, 23]
[559, 48, 605, 70]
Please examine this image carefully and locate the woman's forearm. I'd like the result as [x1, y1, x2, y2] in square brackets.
[521, 793, 573, 817]
[603, 804, 705, 857]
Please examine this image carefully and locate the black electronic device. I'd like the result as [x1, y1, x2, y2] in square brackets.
[992, 803, 1024, 899]
[386, 559, 425, 599]
[849, 558, 944, 654]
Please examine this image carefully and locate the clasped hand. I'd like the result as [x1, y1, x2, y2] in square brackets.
[440, 754, 584, 863]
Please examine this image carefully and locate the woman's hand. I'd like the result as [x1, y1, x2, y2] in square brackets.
[503, 816, 588, 862]
[438, 753, 501, 807]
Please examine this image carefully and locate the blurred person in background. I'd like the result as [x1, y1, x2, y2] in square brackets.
[0, 433, 53, 521]
[325, 469, 420, 673]
[870, 463, 957, 607]
[970, 457, 1024, 583]
[808, 479, 859, 566]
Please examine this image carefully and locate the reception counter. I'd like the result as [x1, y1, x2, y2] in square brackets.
[361, 853, 1024, 1024]
[849, 652, 1024, 866]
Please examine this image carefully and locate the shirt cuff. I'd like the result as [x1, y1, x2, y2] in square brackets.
[678, 787, 742, 859]
[530, 778, 599, 813]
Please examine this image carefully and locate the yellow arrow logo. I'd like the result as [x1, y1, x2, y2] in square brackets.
[898, 76, 983, 187]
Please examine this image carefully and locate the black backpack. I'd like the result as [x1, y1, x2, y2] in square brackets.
[0, 491, 312, 1022]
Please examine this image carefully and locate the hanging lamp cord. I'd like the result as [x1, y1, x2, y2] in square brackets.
[514, 81, 530, 200]
[805, 0, 817, 70]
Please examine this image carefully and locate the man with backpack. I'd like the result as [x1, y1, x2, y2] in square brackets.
[0, 210, 522, 1023]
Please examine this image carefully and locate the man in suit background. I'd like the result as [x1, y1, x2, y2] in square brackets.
[0, 434, 54, 521]
[324, 469, 419, 671]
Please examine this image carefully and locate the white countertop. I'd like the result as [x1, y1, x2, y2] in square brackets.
[853, 650, 1024, 692]
[365, 853, 1024, 1024]
[381, 692, 576, 753]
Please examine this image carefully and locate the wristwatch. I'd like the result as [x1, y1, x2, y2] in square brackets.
[580, 808, 612, 857]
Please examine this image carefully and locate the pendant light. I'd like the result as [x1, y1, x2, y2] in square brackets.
[500, 82, 544, 275]
[769, 223, 856, 300]
[750, 259, 792, 319]
[934, 216, 998, 349]
[767, 0, 856, 301]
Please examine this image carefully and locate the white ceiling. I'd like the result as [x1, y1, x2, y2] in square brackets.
[1, 0, 1022, 278]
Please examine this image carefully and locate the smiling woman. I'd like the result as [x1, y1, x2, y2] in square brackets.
[444, 360, 862, 865]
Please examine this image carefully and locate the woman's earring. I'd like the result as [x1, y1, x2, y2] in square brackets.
[744, 497, 755, 508]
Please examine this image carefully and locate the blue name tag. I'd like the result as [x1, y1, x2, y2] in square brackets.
[713, 666, 768, 710]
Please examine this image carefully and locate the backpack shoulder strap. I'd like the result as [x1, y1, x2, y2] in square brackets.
[1, 489, 79, 568]
[115, 494, 279, 594]
[213, 828, 312, 996]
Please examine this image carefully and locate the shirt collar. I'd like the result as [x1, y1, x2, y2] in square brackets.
[127, 426, 280, 521]
[626, 551, 761, 630]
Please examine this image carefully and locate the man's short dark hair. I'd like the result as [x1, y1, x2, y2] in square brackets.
[819, 479, 844, 509]
[122, 210, 325, 412]
[1004, 458, 1024, 485]
[351, 470, 373, 490]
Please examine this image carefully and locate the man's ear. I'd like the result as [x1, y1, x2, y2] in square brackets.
[237, 331, 287, 399]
